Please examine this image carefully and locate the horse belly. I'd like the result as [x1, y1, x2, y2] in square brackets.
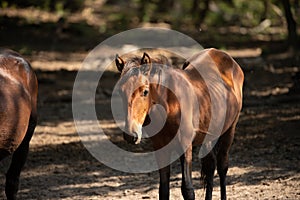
[222, 90, 240, 132]
[192, 130, 206, 145]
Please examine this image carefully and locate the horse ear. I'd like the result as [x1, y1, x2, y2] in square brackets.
[115, 54, 125, 72]
[140, 53, 152, 75]
[182, 61, 190, 70]
[141, 52, 151, 65]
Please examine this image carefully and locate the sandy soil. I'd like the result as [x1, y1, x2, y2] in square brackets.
[0, 48, 299, 200]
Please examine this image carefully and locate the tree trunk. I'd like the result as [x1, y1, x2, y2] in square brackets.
[192, 0, 210, 28]
[282, 0, 298, 49]
[261, 0, 270, 22]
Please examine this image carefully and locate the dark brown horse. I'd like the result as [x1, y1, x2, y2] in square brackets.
[0, 49, 38, 200]
[115, 48, 243, 200]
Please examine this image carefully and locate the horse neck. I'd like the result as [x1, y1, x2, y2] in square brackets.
[148, 67, 194, 115]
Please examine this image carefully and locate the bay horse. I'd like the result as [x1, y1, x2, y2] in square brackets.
[115, 48, 243, 200]
[0, 49, 38, 200]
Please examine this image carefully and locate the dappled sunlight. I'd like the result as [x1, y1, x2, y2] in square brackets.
[32, 122, 78, 147]
[1, 52, 298, 199]
[0, 0, 299, 198]
[250, 86, 290, 97]
[0, 7, 61, 23]
[0, 51, 298, 199]
[227, 48, 262, 58]
[226, 166, 300, 199]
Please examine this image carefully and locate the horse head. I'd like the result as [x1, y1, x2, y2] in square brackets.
[115, 53, 153, 144]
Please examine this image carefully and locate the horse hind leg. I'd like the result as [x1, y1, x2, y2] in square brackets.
[216, 122, 236, 200]
[5, 143, 29, 200]
[201, 150, 216, 200]
[5, 115, 37, 200]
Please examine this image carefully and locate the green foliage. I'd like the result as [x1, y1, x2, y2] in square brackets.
[1, 0, 296, 30]
[1, 0, 8, 8]
[19, 46, 32, 55]
[1, 0, 297, 44]
[201, 0, 272, 27]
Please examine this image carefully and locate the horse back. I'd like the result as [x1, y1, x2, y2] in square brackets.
[0, 49, 38, 155]
[184, 48, 244, 143]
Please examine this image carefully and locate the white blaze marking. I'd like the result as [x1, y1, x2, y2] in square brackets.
[135, 124, 143, 144]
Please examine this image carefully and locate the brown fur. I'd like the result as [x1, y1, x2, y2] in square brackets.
[116, 49, 244, 200]
[0, 48, 38, 200]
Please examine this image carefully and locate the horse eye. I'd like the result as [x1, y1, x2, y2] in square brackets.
[143, 90, 149, 97]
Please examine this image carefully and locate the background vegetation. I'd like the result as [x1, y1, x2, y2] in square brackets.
[0, 0, 299, 53]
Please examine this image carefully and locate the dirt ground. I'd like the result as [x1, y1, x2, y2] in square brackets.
[0, 47, 299, 200]
[0, 2, 300, 198]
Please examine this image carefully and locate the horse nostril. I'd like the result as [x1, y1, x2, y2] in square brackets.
[131, 132, 138, 143]
[132, 135, 138, 143]
[123, 132, 138, 144]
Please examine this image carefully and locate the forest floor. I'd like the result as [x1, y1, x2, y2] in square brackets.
[0, 2, 300, 200]
[0, 47, 299, 200]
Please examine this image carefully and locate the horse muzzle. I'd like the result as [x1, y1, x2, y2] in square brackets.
[123, 132, 138, 144]
[123, 123, 143, 144]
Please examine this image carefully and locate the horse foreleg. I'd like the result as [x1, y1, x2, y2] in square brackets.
[216, 123, 236, 200]
[180, 145, 195, 200]
[201, 151, 216, 200]
[5, 116, 36, 200]
[155, 148, 171, 200]
[159, 165, 171, 200]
